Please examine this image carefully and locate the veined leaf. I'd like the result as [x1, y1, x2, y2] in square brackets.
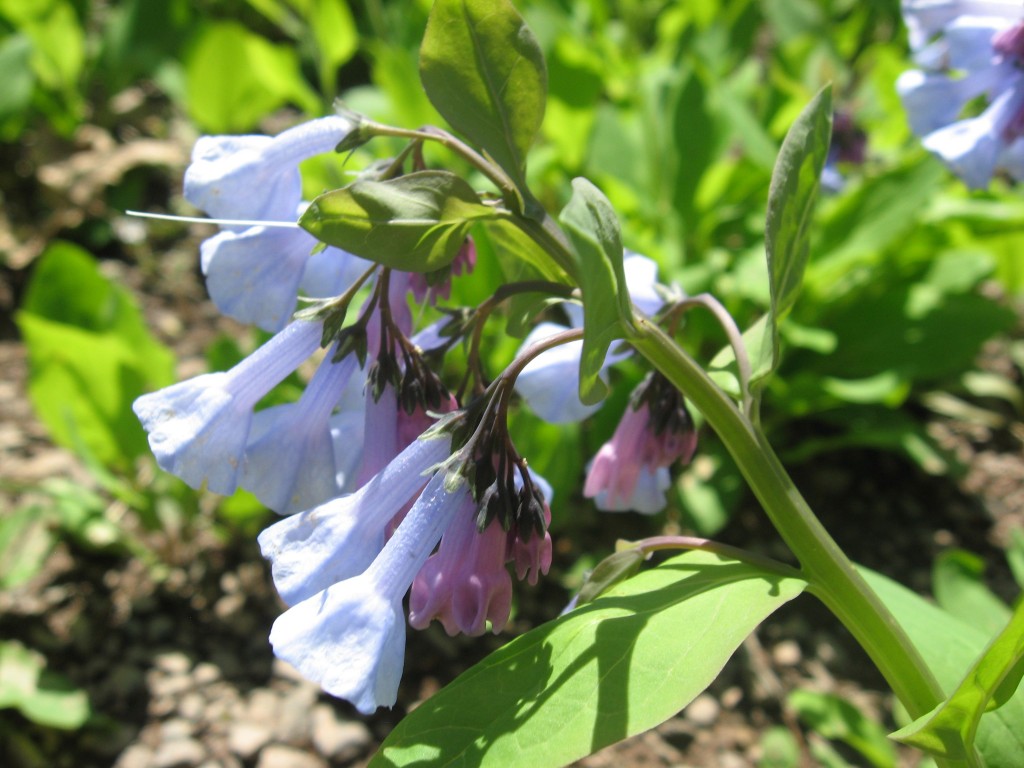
[419, 0, 546, 193]
[372, 551, 806, 767]
[761, 85, 833, 378]
[300, 171, 497, 272]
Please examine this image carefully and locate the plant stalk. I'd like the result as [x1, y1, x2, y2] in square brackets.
[630, 317, 947, 723]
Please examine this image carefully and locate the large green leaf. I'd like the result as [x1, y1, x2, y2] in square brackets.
[891, 600, 1024, 762]
[300, 171, 497, 272]
[763, 85, 833, 369]
[419, 0, 546, 191]
[862, 568, 1024, 766]
[16, 242, 175, 469]
[372, 551, 806, 767]
[558, 177, 633, 405]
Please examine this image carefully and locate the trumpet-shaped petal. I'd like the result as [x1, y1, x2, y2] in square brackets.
[923, 84, 1024, 187]
[258, 434, 451, 606]
[133, 320, 322, 494]
[185, 115, 353, 221]
[299, 244, 370, 299]
[409, 504, 513, 636]
[516, 323, 603, 423]
[200, 225, 312, 331]
[899, 3, 1024, 186]
[269, 575, 406, 715]
[584, 401, 698, 515]
[242, 353, 359, 515]
[269, 472, 470, 713]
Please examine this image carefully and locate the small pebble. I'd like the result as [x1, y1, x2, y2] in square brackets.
[114, 744, 153, 768]
[311, 704, 373, 760]
[772, 639, 801, 667]
[228, 722, 273, 759]
[685, 694, 720, 726]
[256, 744, 328, 768]
[152, 737, 206, 768]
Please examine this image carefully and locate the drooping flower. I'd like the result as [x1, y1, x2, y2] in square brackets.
[241, 351, 360, 515]
[259, 380, 555, 710]
[584, 373, 697, 514]
[269, 470, 471, 714]
[516, 251, 670, 423]
[258, 433, 453, 606]
[898, 1, 1024, 188]
[184, 115, 353, 221]
[408, 238, 478, 304]
[132, 319, 322, 495]
[408, 499, 512, 636]
[184, 115, 368, 331]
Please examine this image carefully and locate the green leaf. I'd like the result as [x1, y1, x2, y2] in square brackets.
[933, 549, 1011, 637]
[16, 242, 175, 469]
[300, 171, 497, 272]
[788, 690, 897, 768]
[0, 641, 90, 730]
[0, 34, 35, 124]
[419, 0, 546, 189]
[861, 568, 1024, 766]
[890, 599, 1024, 761]
[0, 0, 84, 92]
[558, 177, 632, 405]
[307, 0, 357, 98]
[372, 551, 806, 767]
[763, 85, 833, 372]
[184, 21, 320, 133]
[0, 506, 56, 589]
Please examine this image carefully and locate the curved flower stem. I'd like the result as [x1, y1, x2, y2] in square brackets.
[630, 317, 946, 724]
[623, 535, 804, 582]
[663, 293, 754, 417]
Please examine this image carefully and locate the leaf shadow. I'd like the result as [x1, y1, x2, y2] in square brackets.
[375, 554, 794, 766]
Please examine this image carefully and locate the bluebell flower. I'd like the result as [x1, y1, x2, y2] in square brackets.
[184, 115, 353, 221]
[133, 320, 322, 495]
[898, 1, 1024, 188]
[584, 373, 697, 515]
[242, 352, 360, 515]
[184, 115, 368, 331]
[268, 469, 471, 713]
[409, 468, 552, 636]
[258, 433, 453, 606]
[516, 252, 668, 423]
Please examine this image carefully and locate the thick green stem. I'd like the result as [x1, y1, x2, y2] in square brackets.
[631, 317, 946, 722]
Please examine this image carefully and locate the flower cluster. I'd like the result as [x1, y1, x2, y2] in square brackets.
[134, 114, 699, 714]
[898, 0, 1024, 188]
